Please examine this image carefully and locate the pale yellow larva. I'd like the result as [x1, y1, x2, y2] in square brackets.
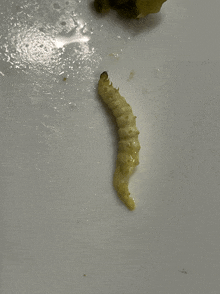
[98, 71, 140, 210]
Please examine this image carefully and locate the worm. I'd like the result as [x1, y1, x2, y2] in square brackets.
[98, 71, 140, 210]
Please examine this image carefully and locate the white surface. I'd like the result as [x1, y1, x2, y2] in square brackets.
[1, 1, 220, 293]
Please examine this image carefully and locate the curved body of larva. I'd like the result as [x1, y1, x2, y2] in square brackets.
[98, 71, 140, 210]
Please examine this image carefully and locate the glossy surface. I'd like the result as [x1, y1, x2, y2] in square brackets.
[1, 1, 220, 294]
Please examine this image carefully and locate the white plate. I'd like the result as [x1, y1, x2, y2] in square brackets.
[1, 1, 220, 293]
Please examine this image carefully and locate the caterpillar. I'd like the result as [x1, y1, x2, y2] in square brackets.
[98, 71, 140, 210]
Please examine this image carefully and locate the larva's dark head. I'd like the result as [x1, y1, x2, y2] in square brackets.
[100, 71, 109, 80]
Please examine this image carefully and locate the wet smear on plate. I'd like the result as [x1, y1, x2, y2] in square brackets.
[0, 0, 104, 114]
[0, 0, 135, 111]
[0, 0, 100, 82]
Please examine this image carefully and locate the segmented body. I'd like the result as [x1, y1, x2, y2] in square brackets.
[98, 72, 140, 210]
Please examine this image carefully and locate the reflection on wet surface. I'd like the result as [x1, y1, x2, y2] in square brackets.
[55, 20, 90, 48]
[0, 0, 99, 79]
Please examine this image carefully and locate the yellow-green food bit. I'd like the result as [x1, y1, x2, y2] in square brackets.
[98, 72, 140, 210]
[94, 0, 167, 18]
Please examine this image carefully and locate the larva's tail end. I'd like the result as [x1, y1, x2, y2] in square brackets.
[100, 71, 108, 80]
[113, 171, 136, 211]
[118, 192, 136, 210]
[125, 198, 136, 211]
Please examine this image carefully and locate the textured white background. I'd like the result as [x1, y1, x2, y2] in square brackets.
[1, 1, 220, 293]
